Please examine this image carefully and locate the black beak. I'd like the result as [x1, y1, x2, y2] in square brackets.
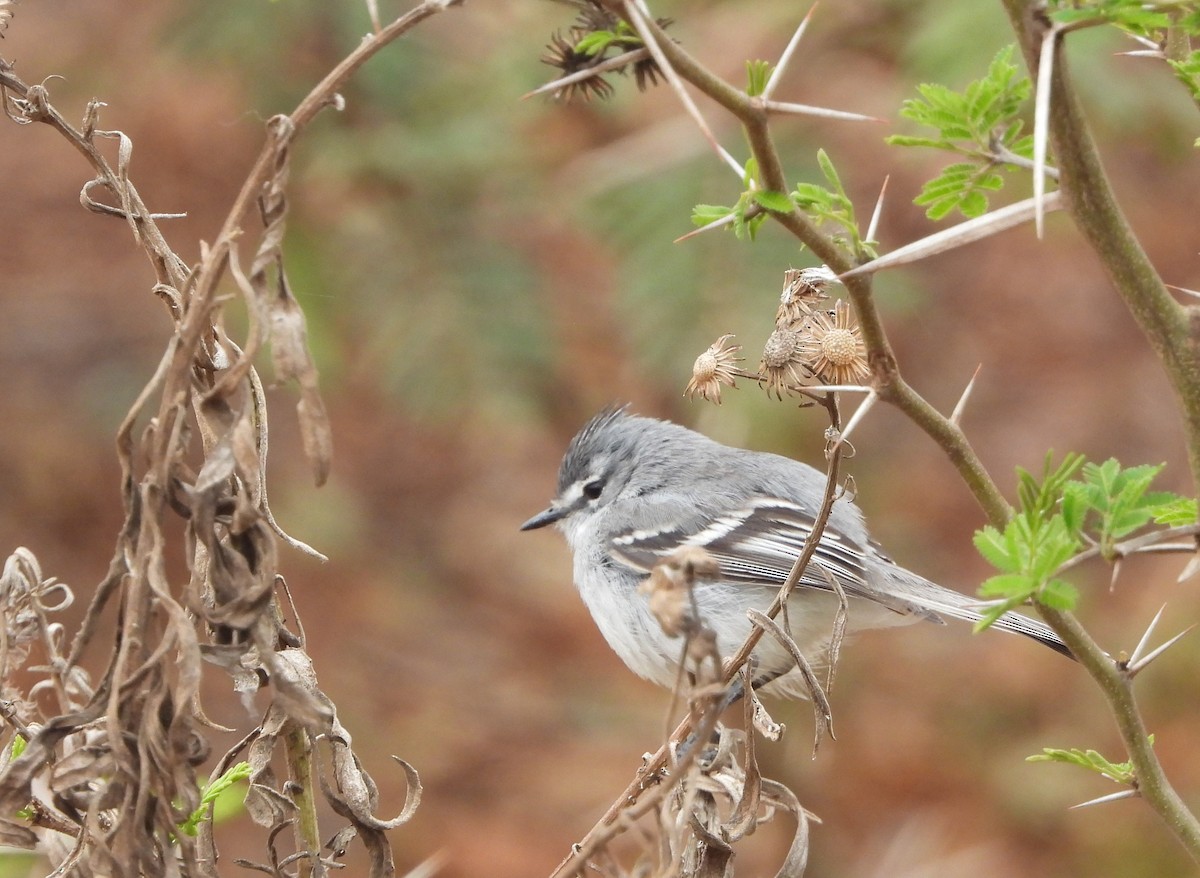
[520, 504, 567, 531]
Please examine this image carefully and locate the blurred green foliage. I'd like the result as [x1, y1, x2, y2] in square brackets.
[161, 0, 1197, 436]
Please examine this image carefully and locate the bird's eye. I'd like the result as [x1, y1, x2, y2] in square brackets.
[582, 479, 604, 500]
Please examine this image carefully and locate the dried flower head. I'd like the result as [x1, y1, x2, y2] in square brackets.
[798, 299, 869, 385]
[685, 334, 742, 404]
[565, 0, 620, 33]
[625, 17, 672, 92]
[776, 265, 837, 327]
[0, 1, 13, 38]
[541, 29, 613, 101]
[758, 327, 805, 398]
[540, 2, 670, 101]
[637, 547, 720, 638]
[630, 52, 665, 92]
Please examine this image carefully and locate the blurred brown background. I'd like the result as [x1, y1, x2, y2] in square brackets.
[2, 1, 1199, 876]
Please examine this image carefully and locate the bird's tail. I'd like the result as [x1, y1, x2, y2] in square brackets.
[884, 567, 1074, 659]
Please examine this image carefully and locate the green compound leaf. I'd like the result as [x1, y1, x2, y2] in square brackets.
[890, 45, 1035, 219]
[975, 453, 1194, 625]
[1028, 743, 1146, 785]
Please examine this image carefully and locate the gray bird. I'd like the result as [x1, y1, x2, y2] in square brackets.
[521, 408, 1070, 698]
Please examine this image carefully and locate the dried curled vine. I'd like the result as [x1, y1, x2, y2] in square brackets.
[0, 2, 459, 874]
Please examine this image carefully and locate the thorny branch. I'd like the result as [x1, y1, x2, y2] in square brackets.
[551, 0, 1200, 871]
[616, 7, 1014, 526]
[0, 1, 458, 874]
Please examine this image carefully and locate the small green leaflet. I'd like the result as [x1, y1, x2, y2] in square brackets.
[178, 762, 252, 837]
[746, 59, 772, 97]
[752, 190, 795, 213]
[1028, 742, 1149, 786]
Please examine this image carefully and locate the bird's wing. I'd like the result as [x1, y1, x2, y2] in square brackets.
[609, 497, 931, 618]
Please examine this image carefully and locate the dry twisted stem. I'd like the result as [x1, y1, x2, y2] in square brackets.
[0, 2, 460, 874]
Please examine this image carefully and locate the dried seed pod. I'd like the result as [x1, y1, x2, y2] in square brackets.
[684, 334, 742, 404]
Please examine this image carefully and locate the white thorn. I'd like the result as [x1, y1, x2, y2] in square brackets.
[761, 100, 881, 123]
[831, 390, 878, 453]
[365, 0, 382, 33]
[865, 175, 889, 243]
[799, 384, 874, 394]
[1123, 32, 1162, 51]
[1128, 604, 1167, 666]
[1165, 283, 1200, 300]
[1069, 789, 1138, 810]
[949, 363, 982, 428]
[762, 4, 817, 101]
[622, 1, 745, 181]
[674, 210, 740, 243]
[839, 192, 1063, 280]
[1128, 624, 1197, 677]
[1033, 25, 1062, 239]
[1177, 552, 1200, 583]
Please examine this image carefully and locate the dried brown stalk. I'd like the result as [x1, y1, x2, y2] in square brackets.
[0, 2, 459, 874]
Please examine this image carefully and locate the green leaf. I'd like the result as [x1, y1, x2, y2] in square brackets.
[1167, 50, 1200, 102]
[752, 189, 795, 213]
[979, 573, 1034, 599]
[179, 762, 252, 837]
[1152, 496, 1198, 526]
[1047, 0, 1170, 36]
[746, 59, 772, 97]
[974, 525, 1017, 572]
[743, 157, 760, 189]
[891, 45, 1036, 218]
[816, 148, 847, 198]
[1067, 459, 1173, 553]
[959, 189, 989, 217]
[691, 204, 733, 227]
[975, 455, 1086, 604]
[972, 595, 1026, 633]
[1061, 481, 1088, 537]
[1028, 745, 1138, 785]
[790, 151, 862, 246]
[574, 30, 616, 57]
[1026, 517, 1077, 581]
[884, 134, 953, 149]
[1038, 578, 1080, 611]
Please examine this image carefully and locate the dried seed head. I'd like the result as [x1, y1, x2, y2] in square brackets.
[798, 299, 869, 385]
[820, 328, 858, 365]
[541, 30, 613, 101]
[761, 327, 800, 368]
[685, 334, 742, 405]
[637, 547, 720, 638]
[777, 265, 837, 327]
[758, 327, 805, 398]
